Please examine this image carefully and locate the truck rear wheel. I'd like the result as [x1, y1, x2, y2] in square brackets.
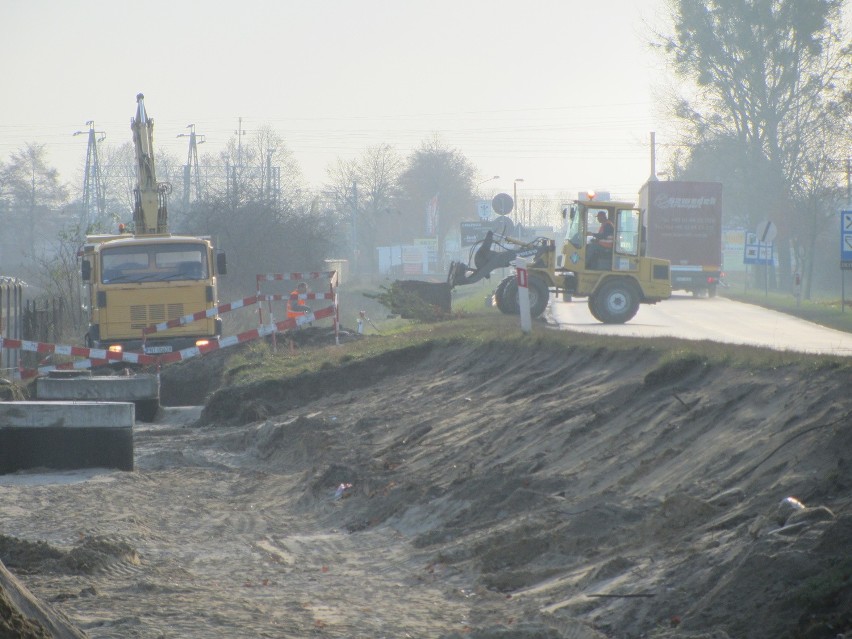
[589, 278, 640, 324]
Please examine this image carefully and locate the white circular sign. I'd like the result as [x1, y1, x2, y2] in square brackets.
[756, 220, 777, 243]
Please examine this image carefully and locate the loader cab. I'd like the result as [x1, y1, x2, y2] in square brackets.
[562, 201, 643, 272]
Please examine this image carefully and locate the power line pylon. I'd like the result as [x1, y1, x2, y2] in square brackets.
[73, 121, 106, 232]
[177, 124, 205, 207]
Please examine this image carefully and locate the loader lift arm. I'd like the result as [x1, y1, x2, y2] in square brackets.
[448, 231, 553, 287]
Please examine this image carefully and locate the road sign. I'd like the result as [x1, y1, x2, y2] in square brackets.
[756, 220, 777, 244]
[743, 232, 774, 266]
[841, 210, 852, 270]
[460, 221, 490, 247]
[477, 199, 492, 220]
[492, 193, 514, 215]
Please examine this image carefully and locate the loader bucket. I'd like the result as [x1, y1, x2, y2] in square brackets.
[389, 280, 452, 319]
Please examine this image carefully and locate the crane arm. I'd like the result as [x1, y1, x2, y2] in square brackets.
[130, 93, 168, 234]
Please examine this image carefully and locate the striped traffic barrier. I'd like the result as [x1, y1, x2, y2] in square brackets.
[4, 273, 341, 379]
[256, 271, 339, 347]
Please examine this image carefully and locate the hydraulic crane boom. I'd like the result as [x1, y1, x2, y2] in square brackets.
[131, 93, 168, 234]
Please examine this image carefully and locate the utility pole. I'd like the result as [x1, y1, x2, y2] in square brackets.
[73, 121, 106, 232]
[350, 181, 358, 275]
[230, 117, 246, 209]
[265, 148, 280, 205]
[235, 117, 246, 167]
[177, 124, 205, 208]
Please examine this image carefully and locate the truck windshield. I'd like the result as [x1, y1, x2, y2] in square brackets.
[101, 244, 208, 283]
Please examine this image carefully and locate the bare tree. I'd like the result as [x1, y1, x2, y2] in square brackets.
[397, 135, 477, 266]
[323, 144, 403, 273]
[0, 143, 68, 253]
[29, 224, 87, 340]
[217, 124, 305, 213]
[99, 141, 137, 231]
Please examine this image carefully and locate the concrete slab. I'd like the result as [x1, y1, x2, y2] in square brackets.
[36, 373, 160, 422]
[0, 401, 134, 473]
[36, 373, 159, 402]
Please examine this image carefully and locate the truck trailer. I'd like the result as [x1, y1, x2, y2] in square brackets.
[638, 180, 723, 297]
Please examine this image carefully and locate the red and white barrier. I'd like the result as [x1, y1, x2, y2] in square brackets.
[0, 336, 158, 367]
[257, 271, 337, 283]
[156, 305, 337, 365]
[255, 271, 339, 347]
[3, 268, 342, 379]
[142, 294, 260, 335]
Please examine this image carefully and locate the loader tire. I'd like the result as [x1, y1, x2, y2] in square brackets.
[589, 278, 640, 324]
[495, 276, 518, 314]
[495, 276, 549, 318]
[527, 275, 550, 318]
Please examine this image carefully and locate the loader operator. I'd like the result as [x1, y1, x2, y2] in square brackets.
[287, 282, 312, 320]
[586, 210, 614, 269]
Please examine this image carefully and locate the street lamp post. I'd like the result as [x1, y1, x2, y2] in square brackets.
[477, 175, 500, 188]
[513, 178, 525, 225]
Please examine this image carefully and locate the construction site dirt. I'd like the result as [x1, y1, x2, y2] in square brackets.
[1, 329, 851, 639]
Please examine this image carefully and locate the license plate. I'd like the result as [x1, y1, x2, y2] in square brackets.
[144, 345, 173, 354]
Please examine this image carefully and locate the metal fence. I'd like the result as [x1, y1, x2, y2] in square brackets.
[0, 277, 24, 377]
[23, 297, 65, 347]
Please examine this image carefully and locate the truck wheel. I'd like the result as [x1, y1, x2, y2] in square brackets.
[708, 283, 717, 298]
[590, 278, 640, 324]
[528, 276, 550, 318]
[495, 276, 519, 314]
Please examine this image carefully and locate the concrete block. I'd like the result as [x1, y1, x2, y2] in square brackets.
[36, 374, 159, 402]
[0, 402, 134, 473]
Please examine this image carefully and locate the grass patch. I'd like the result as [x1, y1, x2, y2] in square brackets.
[723, 289, 852, 333]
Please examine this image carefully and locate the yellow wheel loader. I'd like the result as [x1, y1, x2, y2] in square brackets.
[448, 198, 671, 324]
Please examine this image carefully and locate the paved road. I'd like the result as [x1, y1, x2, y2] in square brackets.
[548, 293, 852, 357]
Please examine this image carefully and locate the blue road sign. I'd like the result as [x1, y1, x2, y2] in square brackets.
[841, 210, 852, 269]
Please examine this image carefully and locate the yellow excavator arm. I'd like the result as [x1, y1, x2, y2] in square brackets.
[130, 93, 168, 234]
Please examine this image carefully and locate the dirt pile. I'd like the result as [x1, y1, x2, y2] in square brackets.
[2, 336, 851, 638]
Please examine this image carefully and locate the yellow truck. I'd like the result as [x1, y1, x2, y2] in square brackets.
[80, 94, 225, 356]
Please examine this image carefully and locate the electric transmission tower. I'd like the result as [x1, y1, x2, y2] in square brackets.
[73, 121, 106, 232]
[177, 124, 205, 207]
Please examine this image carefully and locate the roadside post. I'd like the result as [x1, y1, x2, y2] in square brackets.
[513, 257, 532, 334]
[744, 221, 776, 296]
[792, 272, 802, 308]
[756, 220, 777, 296]
[841, 210, 852, 313]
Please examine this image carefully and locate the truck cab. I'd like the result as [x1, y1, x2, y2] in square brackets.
[81, 233, 226, 355]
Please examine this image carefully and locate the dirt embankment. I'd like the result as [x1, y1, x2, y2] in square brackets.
[2, 335, 851, 639]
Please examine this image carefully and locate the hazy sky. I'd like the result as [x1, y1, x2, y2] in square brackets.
[2, 0, 678, 202]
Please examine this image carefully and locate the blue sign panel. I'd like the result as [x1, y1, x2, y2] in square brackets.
[841, 210, 852, 270]
[743, 232, 774, 266]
